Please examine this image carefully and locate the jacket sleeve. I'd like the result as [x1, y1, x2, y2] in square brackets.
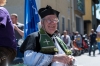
[0, 9, 7, 28]
[20, 33, 37, 53]
[24, 50, 53, 66]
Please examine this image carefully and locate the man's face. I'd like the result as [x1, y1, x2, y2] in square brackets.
[11, 15, 17, 24]
[91, 30, 94, 33]
[63, 31, 67, 36]
[41, 15, 59, 35]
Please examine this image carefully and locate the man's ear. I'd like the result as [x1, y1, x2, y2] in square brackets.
[41, 21, 45, 29]
[41, 21, 43, 26]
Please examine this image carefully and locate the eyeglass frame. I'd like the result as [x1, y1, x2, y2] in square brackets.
[42, 18, 59, 23]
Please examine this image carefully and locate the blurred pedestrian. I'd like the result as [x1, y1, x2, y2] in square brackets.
[73, 31, 83, 55]
[96, 25, 100, 54]
[61, 30, 71, 49]
[54, 29, 61, 38]
[74, 31, 82, 48]
[11, 13, 24, 61]
[89, 29, 97, 56]
[11, 13, 24, 45]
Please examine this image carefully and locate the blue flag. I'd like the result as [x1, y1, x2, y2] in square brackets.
[24, 0, 40, 38]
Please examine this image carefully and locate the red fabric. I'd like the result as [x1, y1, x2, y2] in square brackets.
[73, 41, 83, 50]
[82, 40, 88, 48]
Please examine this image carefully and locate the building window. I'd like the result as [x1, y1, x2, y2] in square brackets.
[96, 4, 100, 19]
[68, 19, 70, 32]
[76, 17, 81, 33]
[62, 17, 65, 31]
[68, 7, 71, 16]
[92, 5, 94, 15]
[77, 0, 84, 12]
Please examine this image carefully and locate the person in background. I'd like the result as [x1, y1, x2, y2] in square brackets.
[0, 0, 17, 66]
[54, 29, 61, 38]
[71, 32, 75, 42]
[11, 13, 24, 62]
[89, 29, 97, 56]
[74, 31, 83, 55]
[96, 25, 100, 54]
[11, 13, 24, 45]
[20, 5, 77, 66]
[74, 31, 82, 49]
[61, 30, 71, 49]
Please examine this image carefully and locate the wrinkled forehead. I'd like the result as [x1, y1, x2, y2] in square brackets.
[63, 31, 67, 33]
[43, 15, 58, 19]
[11, 15, 16, 19]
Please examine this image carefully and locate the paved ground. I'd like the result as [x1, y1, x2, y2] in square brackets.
[10, 50, 100, 66]
[75, 50, 100, 66]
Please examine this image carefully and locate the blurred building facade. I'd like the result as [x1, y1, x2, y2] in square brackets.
[38, 0, 73, 34]
[83, 0, 99, 35]
[74, 0, 85, 34]
[5, 0, 24, 24]
[37, 0, 85, 34]
[5, 0, 99, 35]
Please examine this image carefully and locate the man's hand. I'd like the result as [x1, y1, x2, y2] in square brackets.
[52, 54, 75, 65]
[0, 56, 6, 63]
[0, 52, 7, 63]
[13, 24, 18, 30]
[13, 24, 24, 37]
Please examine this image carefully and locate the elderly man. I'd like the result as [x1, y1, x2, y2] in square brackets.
[20, 5, 76, 66]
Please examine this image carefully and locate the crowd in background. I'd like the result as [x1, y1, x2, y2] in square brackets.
[54, 28, 100, 56]
[1, 0, 100, 65]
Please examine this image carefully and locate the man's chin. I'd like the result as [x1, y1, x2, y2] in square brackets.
[48, 31, 54, 34]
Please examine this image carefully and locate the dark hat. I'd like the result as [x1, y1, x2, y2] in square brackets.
[75, 31, 79, 33]
[38, 5, 60, 18]
[55, 29, 59, 33]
